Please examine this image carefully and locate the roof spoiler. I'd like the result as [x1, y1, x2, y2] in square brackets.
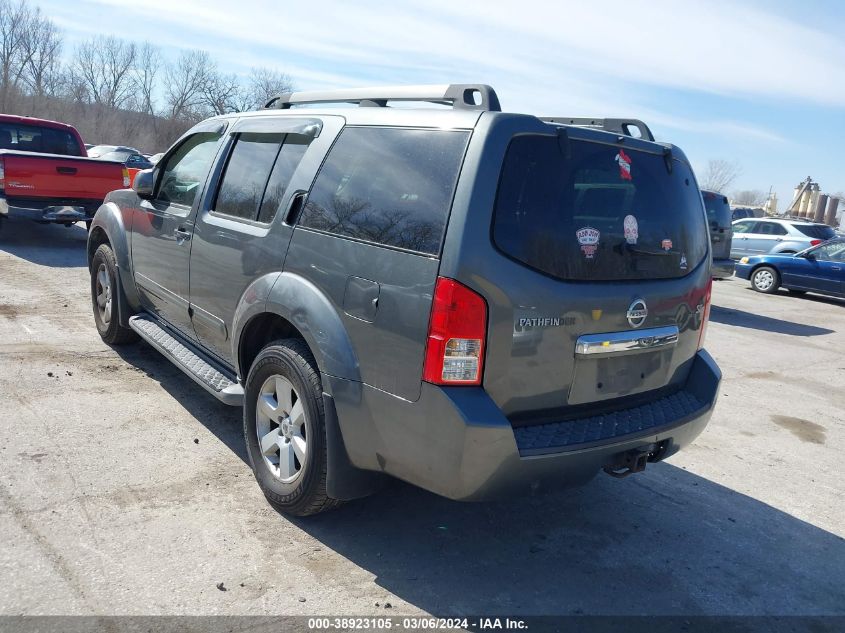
[540, 117, 654, 142]
[263, 84, 502, 112]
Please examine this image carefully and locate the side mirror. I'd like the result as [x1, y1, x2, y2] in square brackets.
[132, 169, 155, 199]
[803, 252, 816, 260]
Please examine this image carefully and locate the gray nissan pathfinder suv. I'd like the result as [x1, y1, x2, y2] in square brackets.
[87, 84, 721, 516]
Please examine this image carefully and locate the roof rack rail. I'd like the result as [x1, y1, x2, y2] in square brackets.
[263, 84, 502, 112]
[540, 117, 654, 142]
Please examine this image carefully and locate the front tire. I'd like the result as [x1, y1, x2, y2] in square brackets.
[244, 339, 340, 516]
[751, 266, 780, 294]
[90, 244, 137, 344]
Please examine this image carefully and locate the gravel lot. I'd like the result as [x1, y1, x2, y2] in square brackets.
[1, 216, 843, 616]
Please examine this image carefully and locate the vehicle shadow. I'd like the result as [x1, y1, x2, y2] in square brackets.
[293, 463, 845, 616]
[709, 305, 834, 336]
[0, 216, 88, 268]
[109, 341, 845, 616]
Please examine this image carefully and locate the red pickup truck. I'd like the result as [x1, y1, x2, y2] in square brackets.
[0, 114, 129, 227]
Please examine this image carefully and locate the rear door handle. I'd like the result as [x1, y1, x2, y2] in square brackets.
[174, 227, 191, 243]
[56, 166, 77, 175]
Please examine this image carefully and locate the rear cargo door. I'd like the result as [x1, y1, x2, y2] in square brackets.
[460, 129, 711, 421]
[1, 154, 125, 200]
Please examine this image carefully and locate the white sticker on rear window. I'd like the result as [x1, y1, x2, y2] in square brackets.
[624, 215, 638, 244]
[577, 226, 600, 259]
[680, 253, 688, 270]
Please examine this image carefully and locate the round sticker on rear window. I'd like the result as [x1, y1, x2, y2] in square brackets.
[623, 215, 638, 244]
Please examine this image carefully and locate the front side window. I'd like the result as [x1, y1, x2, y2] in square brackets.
[299, 127, 470, 255]
[757, 222, 787, 236]
[732, 221, 756, 234]
[493, 135, 708, 281]
[157, 132, 222, 208]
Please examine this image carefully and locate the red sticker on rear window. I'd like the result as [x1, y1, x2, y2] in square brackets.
[615, 149, 632, 181]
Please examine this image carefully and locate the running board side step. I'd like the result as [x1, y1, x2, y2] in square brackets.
[129, 314, 243, 406]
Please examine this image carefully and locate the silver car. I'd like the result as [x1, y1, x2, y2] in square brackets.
[731, 218, 837, 258]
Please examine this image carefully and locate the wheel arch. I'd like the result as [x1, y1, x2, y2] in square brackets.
[232, 272, 360, 386]
[87, 201, 141, 324]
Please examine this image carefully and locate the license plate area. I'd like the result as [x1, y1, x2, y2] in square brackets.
[568, 347, 673, 404]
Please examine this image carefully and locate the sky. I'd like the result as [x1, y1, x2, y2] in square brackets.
[37, 0, 845, 211]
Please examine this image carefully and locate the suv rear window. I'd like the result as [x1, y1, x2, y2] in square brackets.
[493, 135, 708, 281]
[299, 127, 469, 255]
[702, 191, 731, 227]
[794, 224, 836, 240]
[0, 122, 82, 156]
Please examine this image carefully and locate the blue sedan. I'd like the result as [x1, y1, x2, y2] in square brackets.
[735, 237, 845, 298]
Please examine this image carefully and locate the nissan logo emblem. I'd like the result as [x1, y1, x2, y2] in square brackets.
[627, 299, 648, 329]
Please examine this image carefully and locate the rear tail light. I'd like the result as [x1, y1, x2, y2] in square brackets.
[423, 277, 487, 386]
[697, 277, 713, 350]
[0, 157, 5, 191]
[810, 239, 822, 247]
[122, 167, 130, 188]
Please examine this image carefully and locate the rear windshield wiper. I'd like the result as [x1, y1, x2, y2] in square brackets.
[625, 244, 671, 256]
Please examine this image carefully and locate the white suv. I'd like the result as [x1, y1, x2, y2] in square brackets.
[731, 218, 836, 258]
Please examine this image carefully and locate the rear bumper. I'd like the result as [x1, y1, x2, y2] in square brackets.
[329, 350, 721, 501]
[0, 196, 99, 222]
[712, 258, 735, 279]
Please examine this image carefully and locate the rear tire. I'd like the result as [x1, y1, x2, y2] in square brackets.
[751, 266, 780, 294]
[244, 339, 341, 517]
[90, 244, 138, 345]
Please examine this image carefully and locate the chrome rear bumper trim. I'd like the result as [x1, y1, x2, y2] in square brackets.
[575, 325, 679, 356]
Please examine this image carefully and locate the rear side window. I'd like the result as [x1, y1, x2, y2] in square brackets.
[0, 123, 81, 156]
[493, 136, 708, 281]
[258, 136, 310, 224]
[794, 224, 836, 240]
[299, 127, 470, 255]
[215, 133, 284, 220]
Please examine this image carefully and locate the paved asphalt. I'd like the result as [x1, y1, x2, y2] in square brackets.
[1, 216, 843, 616]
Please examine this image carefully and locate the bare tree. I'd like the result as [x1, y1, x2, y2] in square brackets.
[0, 0, 31, 109]
[71, 35, 137, 109]
[164, 50, 215, 121]
[732, 189, 766, 206]
[19, 8, 61, 97]
[201, 71, 243, 115]
[247, 66, 294, 110]
[700, 159, 742, 194]
[132, 42, 160, 115]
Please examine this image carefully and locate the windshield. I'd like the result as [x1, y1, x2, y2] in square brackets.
[86, 145, 117, 157]
[493, 135, 708, 281]
[0, 122, 82, 156]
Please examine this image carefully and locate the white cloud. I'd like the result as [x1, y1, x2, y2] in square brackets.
[49, 0, 843, 148]
[82, 0, 845, 105]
